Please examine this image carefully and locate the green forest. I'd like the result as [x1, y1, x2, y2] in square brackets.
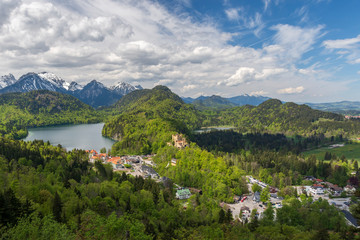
[2, 87, 360, 239]
[0, 91, 103, 139]
[0, 138, 357, 239]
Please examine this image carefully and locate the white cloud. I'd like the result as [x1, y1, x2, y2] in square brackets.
[154, 79, 173, 86]
[0, 0, 21, 26]
[222, 67, 256, 86]
[250, 90, 268, 96]
[225, 8, 264, 37]
[220, 67, 287, 86]
[0, 1, 132, 54]
[225, 8, 240, 21]
[323, 35, 360, 66]
[0, 0, 350, 102]
[295, 6, 309, 23]
[271, 24, 324, 61]
[263, 0, 271, 12]
[177, 0, 191, 7]
[181, 84, 197, 92]
[117, 41, 169, 66]
[323, 35, 360, 49]
[277, 86, 305, 94]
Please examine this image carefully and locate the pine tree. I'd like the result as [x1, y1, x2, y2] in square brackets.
[225, 208, 233, 223]
[52, 191, 62, 222]
[219, 208, 225, 223]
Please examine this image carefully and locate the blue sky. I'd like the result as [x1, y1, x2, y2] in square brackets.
[0, 0, 359, 102]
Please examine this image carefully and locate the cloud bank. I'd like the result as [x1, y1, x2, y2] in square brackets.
[0, 0, 354, 102]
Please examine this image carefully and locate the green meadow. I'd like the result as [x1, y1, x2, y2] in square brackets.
[303, 142, 360, 161]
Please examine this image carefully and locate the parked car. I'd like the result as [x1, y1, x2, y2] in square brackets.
[241, 196, 247, 202]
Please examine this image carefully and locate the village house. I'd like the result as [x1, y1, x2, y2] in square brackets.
[172, 134, 189, 149]
[87, 149, 98, 157]
[176, 188, 191, 200]
[326, 182, 343, 196]
[315, 179, 325, 184]
[89, 155, 100, 163]
[106, 157, 123, 170]
[344, 185, 356, 194]
[309, 184, 325, 195]
[98, 153, 109, 162]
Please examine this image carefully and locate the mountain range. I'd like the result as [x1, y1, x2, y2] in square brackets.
[183, 94, 271, 110]
[0, 72, 142, 108]
[3, 72, 360, 113]
[184, 95, 360, 115]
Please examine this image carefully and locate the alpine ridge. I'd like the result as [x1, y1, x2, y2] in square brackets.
[0, 73, 17, 89]
[0, 72, 143, 108]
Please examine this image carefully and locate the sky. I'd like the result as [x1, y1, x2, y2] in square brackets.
[0, 0, 359, 102]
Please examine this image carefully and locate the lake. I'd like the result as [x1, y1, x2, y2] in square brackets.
[23, 123, 116, 152]
[193, 126, 235, 134]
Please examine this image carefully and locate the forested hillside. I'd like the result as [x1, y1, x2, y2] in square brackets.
[0, 137, 355, 239]
[102, 86, 202, 155]
[0, 90, 103, 139]
[202, 99, 360, 137]
[2, 87, 360, 239]
[191, 95, 237, 110]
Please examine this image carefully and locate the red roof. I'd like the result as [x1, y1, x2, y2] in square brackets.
[107, 157, 121, 164]
[90, 149, 98, 154]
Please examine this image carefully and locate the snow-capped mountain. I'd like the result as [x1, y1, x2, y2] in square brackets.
[110, 82, 143, 95]
[0, 72, 67, 94]
[0, 73, 17, 89]
[68, 81, 83, 91]
[0, 72, 143, 108]
[38, 72, 71, 90]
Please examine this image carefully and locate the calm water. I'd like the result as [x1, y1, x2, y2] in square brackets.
[23, 123, 115, 152]
[193, 126, 235, 134]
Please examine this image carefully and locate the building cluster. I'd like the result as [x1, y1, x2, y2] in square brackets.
[86, 150, 159, 179]
[301, 176, 356, 196]
[248, 176, 279, 196]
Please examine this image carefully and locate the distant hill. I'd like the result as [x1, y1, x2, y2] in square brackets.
[103, 85, 202, 155]
[192, 95, 237, 110]
[182, 94, 270, 109]
[0, 72, 142, 108]
[104, 87, 360, 155]
[0, 90, 102, 139]
[203, 99, 360, 137]
[227, 95, 271, 106]
[304, 101, 360, 115]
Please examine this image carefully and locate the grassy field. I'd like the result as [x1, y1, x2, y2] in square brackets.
[303, 142, 360, 161]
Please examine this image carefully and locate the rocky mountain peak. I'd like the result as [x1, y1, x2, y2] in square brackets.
[0, 73, 17, 89]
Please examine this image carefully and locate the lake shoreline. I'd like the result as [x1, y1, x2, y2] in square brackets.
[23, 123, 115, 152]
